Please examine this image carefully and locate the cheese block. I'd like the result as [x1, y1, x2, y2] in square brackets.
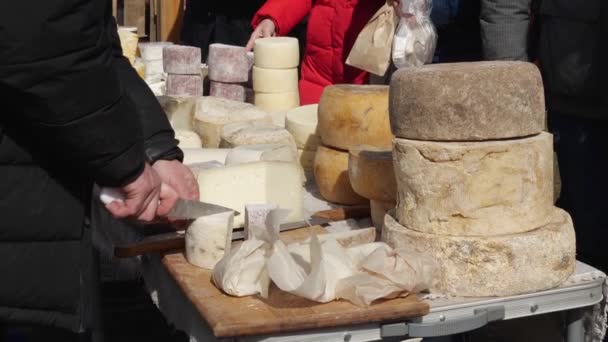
[147, 81, 165, 96]
[393, 132, 554, 236]
[163, 45, 202, 75]
[219, 122, 297, 152]
[207, 44, 249, 82]
[298, 149, 316, 172]
[133, 59, 145, 79]
[370, 200, 394, 236]
[225, 144, 297, 166]
[117, 28, 138, 63]
[185, 212, 234, 269]
[253, 37, 300, 69]
[254, 91, 300, 113]
[193, 97, 272, 147]
[166, 74, 203, 96]
[314, 145, 367, 205]
[210, 81, 246, 102]
[285, 104, 320, 151]
[252, 67, 298, 93]
[174, 130, 202, 148]
[348, 145, 396, 202]
[244, 204, 278, 240]
[138, 41, 173, 60]
[318, 85, 392, 150]
[157, 95, 196, 130]
[194, 161, 304, 227]
[182, 148, 230, 165]
[144, 59, 164, 79]
[383, 209, 575, 297]
[389, 61, 545, 140]
[270, 111, 286, 127]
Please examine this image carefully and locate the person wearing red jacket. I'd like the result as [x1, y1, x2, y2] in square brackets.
[246, 0, 386, 105]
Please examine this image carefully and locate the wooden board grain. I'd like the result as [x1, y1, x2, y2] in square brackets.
[161, 226, 429, 338]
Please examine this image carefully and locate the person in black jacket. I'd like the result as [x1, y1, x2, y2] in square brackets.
[0, 0, 197, 340]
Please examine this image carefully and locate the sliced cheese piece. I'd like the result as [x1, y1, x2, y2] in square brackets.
[389, 61, 545, 140]
[254, 91, 300, 113]
[285, 104, 320, 151]
[252, 67, 298, 93]
[393, 132, 554, 236]
[207, 44, 249, 82]
[138, 41, 173, 60]
[193, 96, 272, 147]
[166, 74, 203, 96]
[185, 212, 234, 269]
[383, 209, 575, 297]
[348, 145, 396, 202]
[314, 145, 367, 205]
[182, 148, 230, 165]
[244, 204, 278, 240]
[195, 161, 304, 228]
[219, 122, 297, 152]
[318, 85, 392, 150]
[157, 95, 196, 130]
[225, 144, 297, 166]
[163, 45, 201, 75]
[298, 149, 315, 173]
[370, 200, 394, 237]
[210, 81, 246, 102]
[174, 130, 202, 148]
[253, 37, 300, 69]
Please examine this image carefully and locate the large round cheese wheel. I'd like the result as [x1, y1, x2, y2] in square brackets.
[389, 61, 545, 140]
[219, 122, 297, 152]
[318, 85, 392, 150]
[252, 67, 298, 93]
[393, 132, 554, 237]
[254, 91, 300, 113]
[253, 37, 300, 69]
[298, 149, 316, 173]
[348, 145, 396, 202]
[313, 145, 367, 205]
[370, 200, 394, 237]
[383, 209, 575, 297]
[285, 104, 320, 151]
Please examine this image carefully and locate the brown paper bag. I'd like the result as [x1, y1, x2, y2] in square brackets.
[346, 4, 398, 76]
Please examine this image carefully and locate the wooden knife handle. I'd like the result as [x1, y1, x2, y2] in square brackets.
[114, 234, 185, 258]
[311, 205, 371, 221]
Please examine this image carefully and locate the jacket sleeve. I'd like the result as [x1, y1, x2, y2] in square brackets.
[480, 0, 532, 61]
[0, 1, 144, 187]
[252, 0, 312, 36]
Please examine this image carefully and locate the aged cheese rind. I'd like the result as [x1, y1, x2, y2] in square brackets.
[163, 45, 201, 75]
[254, 37, 300, 69]
[382, 209, 575, 297]
[210, 81, 246, 102]
[219, 122, 297, 152]
[314, 145, 367, 205]
[254, 91, 300, 113]
[174, 130, 202, 148]
[193, 97, 272, 147]
[370, 200, 394, 235]
[389, 61, 545, 140]
[166, 74, 203, 96]
[298, 149, 316, 173]
[207, 44, 249, 83]
[393, 133, 554, 236]
[348, 145, 396, 202]
[252, 67, 299, 93]
[185, 212, 234, 269]
[157, 95, 196, 130]
[225, 144, 297, 165]
[318, 85, 392, 150]
[285, 104, 320, 151]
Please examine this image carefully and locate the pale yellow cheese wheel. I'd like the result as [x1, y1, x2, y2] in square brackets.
[313, 145, 367, 205]
[253, 37, 300, 69]
[285, 104, 320, 151]
[348, 145, 396, 202]
[254, 91, 300, 113]
[252, 67, 299, 93]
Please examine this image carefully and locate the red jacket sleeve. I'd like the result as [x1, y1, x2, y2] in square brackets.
[252, 0, 312, 36]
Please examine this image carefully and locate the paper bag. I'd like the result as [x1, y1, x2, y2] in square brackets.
[346, 3, 398, 76]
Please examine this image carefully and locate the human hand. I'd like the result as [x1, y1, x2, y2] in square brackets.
[246, 18, 276, 51]
[152, 159, 199, 200]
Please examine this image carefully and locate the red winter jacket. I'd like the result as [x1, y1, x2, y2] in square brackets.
[252, 0, 385, 105]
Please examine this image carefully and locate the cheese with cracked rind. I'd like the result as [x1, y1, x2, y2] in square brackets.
[224, 144, 297, 165]
[314, 145, 367, 205]
[219, 122, 297, 152]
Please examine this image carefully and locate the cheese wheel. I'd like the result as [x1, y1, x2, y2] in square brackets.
[389, 61, 545, 140]
[383, 209, 575, 297]
[253, 37, 300, 69]
[348, 145, 396, 202]
[163, 45, 202, 75]
[393, 132, 554, 237]
[157, 95, 196, 130]
[182, 148, 230, 165]
[225, 144, 297, 166]
[210, 81, 246, 102]
[254, 91, 300, 113]
[166, 74, 203, 96]
[193, 97, 272, 147]
[370, 200, 394, 236]
[185, 212, 234, 269]
[220, 122, 297, 152]
[195, 161, 304, 228]
[285, 104, 320, 151]
[298, 149, 315, 172]
[138, 41, 173, 60]
[175, 130, 202, 148]
[144, 59, 164, 79]
[252, 67, 298, 93]
[318, 85, 392, 150]
[313, 145, 367, 205]
[207, 44, 249, 83]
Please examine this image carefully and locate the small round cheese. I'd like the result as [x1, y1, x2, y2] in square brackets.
[252, 67, 298, 93]
[285, 104, 320, 151]
[314, 145, 367, 205]
[185, 212, 234, 270]
[348, 145, 396, 202]
[254, 37, 300, 69]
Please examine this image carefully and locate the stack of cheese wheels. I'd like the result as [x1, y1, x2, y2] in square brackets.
[252, 37, 300, 113]
[285, 104, 320, 176]
[383, 61, 575, 297]
[315, 85, 392, 205]
[207, 44, 252, 102]
[138, 41, 173, 83]
[164, 45, 203, 96]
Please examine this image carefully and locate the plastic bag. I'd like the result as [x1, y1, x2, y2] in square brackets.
[392, 0, 437, 69]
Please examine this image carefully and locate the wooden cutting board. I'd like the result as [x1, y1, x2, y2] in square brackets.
[161, 226, 429, 338]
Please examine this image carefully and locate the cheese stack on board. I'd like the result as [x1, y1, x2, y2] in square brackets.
[315, 85, 392, 206]
[285, 104, 320, 176]
[164, 45, 203, 96]
[252, 37, 300, 113]
[383, 61, 575, 297]
[207, 44, 252, 102]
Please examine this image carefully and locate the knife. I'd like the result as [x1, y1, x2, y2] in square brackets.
[100, 187, 240, 219]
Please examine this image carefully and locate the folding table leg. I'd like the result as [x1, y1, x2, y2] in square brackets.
[566, 309, 585, 342]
